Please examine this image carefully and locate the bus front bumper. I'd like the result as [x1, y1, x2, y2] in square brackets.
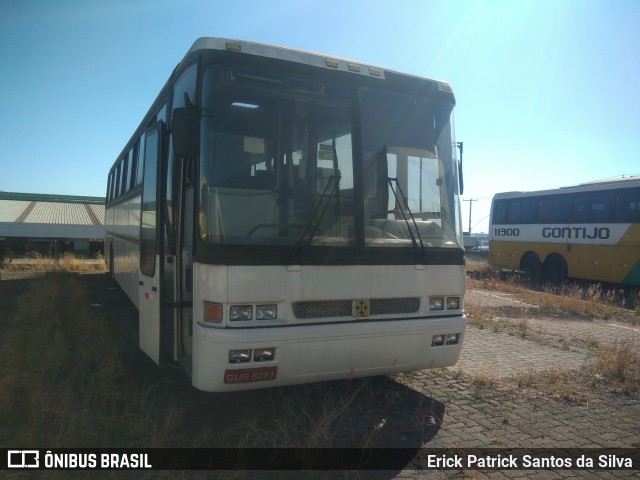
[191, 314, 465, 392]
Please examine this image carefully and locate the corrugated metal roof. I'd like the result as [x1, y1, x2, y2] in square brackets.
[0, 200, 31, 222]
[26, 202, 101, 225]
[0, 193, 106, 239]
[88, 204, 105, 223]
[0, 200, 105, 225]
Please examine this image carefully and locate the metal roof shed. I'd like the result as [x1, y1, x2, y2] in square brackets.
[0, 192, 105, 256]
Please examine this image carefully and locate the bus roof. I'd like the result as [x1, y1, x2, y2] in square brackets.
[493, 176, 640, 200]
[183, 37, 454, 94]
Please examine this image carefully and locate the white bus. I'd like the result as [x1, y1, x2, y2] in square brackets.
[489, 177, 640, 286]
[105, 38, 466, 392]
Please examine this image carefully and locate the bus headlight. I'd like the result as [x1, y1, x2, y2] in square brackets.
[256, 304, 277, 320]
[446, 297, 461, 310]
[230, 305, 253, 321]
[429, 297, 444, 311]
[254, 348, 275, 361]
[432, 333, 461, 347]
[229, 349, 252, 363]
[446, 333, 459, 345]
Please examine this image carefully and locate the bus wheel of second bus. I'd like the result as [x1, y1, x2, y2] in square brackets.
[543, 254, 567, 284]
[520, 252, 543, 282]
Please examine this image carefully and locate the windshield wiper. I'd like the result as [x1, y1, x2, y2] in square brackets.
[295, 173, 340, 248]
[295, 136, 342, 250]
[387, 176, 425, 255]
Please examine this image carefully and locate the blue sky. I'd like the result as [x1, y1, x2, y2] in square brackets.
[1, 0, 639, 233]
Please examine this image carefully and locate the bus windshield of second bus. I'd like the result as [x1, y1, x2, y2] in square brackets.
[196, 63, 462, 254]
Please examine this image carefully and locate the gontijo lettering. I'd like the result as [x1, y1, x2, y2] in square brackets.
[542, 226, 610, 240]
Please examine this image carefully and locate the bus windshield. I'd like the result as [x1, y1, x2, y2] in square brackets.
[198, 63, 462, 250]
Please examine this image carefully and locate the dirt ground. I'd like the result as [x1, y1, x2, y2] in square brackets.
[1, 270, 639, 479]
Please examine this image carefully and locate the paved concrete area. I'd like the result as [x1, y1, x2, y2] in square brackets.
[461, 290, 640, 378]
[391, 287, 640, 479]
[458, 326, 587, 378]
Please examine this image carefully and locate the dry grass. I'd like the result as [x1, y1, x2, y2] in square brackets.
[588, 341, 640, 393]
[512, 368, 592, 404]
[1, 252, 107, 272]
[466, 257, 640, 399]
[466, 257, 495, 275]
[223, 375, 443, 452]
[230, 380, 375, 449]
[466, 259, 639, 323]
[507, 341, 640, 403]
[0, 273, 440, 459]
[0, 274, 126, 447]
[466, 304, 535, 338]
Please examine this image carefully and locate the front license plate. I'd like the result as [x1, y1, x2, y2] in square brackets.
[224, 366, 278, 384]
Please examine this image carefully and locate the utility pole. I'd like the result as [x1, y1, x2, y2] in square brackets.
[463, 198, 477, 235]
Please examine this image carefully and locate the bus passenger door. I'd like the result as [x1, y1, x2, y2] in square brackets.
[162, 152, 194, 368]
[166, 64, 197, 370]
[138, 124, 163, 364]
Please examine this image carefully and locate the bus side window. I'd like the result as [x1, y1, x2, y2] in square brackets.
[615, 188, 640, 221]
[140, 127, 161, 277]
[120, 152, 129, 195]
[114, 163, 121, 198]
[507, 198, 535, 223]
[129, 144, 138, 190]
[573, 192, 612, 222]
[537, 196, 570, 223]
[492, 200, 508, 224]
[137, 134, 145, 186]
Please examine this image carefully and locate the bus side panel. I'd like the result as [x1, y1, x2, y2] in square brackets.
[489, 222, 639, 285]
[620, 224, 640, 287]
[106, 196, 141, 310]
[139, 256, 161, 364]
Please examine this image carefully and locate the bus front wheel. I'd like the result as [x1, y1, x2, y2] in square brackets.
[544, 254, 567, 283]
[520, 252, 542, 281]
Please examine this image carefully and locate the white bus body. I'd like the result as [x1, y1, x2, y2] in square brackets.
[106, 38, 466, 392]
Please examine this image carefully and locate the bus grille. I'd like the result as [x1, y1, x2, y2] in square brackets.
[292, 297, 421, 319]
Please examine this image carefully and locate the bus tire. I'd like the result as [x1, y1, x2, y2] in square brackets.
[544, 254, 567, 284]
[520, 252, 542, 281]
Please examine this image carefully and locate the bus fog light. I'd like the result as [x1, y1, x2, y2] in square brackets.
[429, 297, 444, 311]
[446, 333, 459, 345]
[446, 297, 460, 310]
[256, 304, 277, 320]
[230, 305, 253, 321]
[431, 335, 444, 346]
[203, 301, 223, 323]
[229, 349, 252, 363]
[254, 348, 275, 362]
